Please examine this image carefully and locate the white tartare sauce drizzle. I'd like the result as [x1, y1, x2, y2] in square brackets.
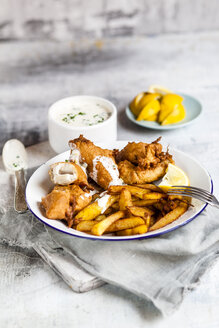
[68, 143, 88, 175]
[91, 156, 124, 186]
[57, 102, 110, 127]
[80, 189, 99, 201]
[97, 194, 111, 214]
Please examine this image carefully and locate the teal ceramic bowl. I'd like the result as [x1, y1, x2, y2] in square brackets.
[126, 93, 202, 130]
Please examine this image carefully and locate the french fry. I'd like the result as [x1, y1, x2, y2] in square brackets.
[143, 192, 166, 200]
[146, 216, 151, 227]
[116, 224, 148, 236]
[106, 217, 145, 232]
[127, 206, 154, 217]
[76, 220, 97, 232]
[103, 207, 114, 215]
[108, 185, 150, 199]
[111, 202, 120, 210]
[119, 188, 132, 210]
[135, 184, 164, 193]
[150, 203, 188, 231]
[95, 214, 106, 222]
[132, 199, 159, 206]
[91, 211, 125, 236]
[74, 195, 117, 223]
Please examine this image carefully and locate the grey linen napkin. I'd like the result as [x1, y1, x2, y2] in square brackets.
[0, 167, 104, 292]
[0, 165, 219, 315]
[49, 205, 219, 315]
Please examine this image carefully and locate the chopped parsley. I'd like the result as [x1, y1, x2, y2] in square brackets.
[61, 110, 109, 126]
[13, 163, 18, 168]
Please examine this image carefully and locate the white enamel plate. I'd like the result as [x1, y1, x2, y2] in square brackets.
[26, 141, 212, 241]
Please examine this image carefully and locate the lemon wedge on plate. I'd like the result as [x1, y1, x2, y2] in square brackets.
[159, 163, 190, 191]
[129, 92, 145, 116]
[137, 99, 160, 121]
[148, 85, 172, 95]
[161, 103, 186, 125]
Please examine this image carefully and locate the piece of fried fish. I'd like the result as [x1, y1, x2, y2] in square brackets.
[116, 137, 174, 184]
[69, 135, 123, 189]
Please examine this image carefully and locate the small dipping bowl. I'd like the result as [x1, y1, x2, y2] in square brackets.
[48, 95, 117, 153]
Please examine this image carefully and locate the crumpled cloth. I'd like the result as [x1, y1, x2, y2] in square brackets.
[0, 166, 219, 315]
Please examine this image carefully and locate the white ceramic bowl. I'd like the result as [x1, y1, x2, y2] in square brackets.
[48, 95, 117, 153]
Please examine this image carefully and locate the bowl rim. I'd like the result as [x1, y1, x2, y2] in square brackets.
[48, 95, 117, 130]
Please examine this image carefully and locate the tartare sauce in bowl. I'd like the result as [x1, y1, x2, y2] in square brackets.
[48, 95, 117, 153]
[57, 101, 111, 127]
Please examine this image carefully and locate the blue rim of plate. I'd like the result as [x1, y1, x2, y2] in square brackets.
[126, 93, 202, 130]
[26, 176, 213, 242]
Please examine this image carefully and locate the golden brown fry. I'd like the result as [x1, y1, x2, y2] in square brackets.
[74, 202, 102, 223]
[119, 188, 132, 211]
[132, 199, 159, 206]
[95, 214, 106, 222]
[74, 195, 117, 223]
[111, 202, 120, 210]
[76, 220, 97, 232]
[106, 217, 145, 232]
[143, 192, 166, 200]
[127, 206, 154, 217]
[116, 224, 148, 236]
[146, 216, 151, 227]
[134, 184, 164, 192]
[76, 214, 107, 231]
[103, 207, 114, 215]
[108, 185, 150, 199]
[150, 203, 188, 231]
[91, 211, 125, 236]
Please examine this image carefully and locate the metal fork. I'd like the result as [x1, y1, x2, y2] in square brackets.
[167, 186, 219, 208]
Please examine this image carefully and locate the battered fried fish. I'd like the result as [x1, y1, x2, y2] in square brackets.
[118, 159, 172, 184]
[115, 137, 172, 169]
[54, 184, 92, 212]
[49, 162, 88, 187]
[42, 184, 92, 227]
[41, 189, 70, 220]
[69, 135, 123, 189]
[116, 138, 174, 184]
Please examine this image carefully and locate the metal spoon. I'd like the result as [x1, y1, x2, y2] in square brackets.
[2, 139, 28, 213]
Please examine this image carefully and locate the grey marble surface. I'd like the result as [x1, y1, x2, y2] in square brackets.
[1, 0, 219, 40]
[0, 32, 219, 327]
